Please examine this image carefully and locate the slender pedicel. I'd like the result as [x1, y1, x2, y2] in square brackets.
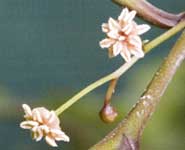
[55, 20, 185, 116]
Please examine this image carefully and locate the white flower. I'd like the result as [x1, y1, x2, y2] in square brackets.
[100, 8, 150, 62]
[20, 104, 70, 147]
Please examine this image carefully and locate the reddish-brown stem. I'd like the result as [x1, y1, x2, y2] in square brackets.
[99, 78, 119, 123]
[104, 78, 119, 105]
[113, 0, 185, 28]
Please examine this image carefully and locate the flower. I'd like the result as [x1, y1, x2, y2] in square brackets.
[20, 104, 70, 147]
[99, 8, 151, 62]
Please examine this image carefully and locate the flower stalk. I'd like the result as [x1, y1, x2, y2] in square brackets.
[55, 21, 185, 116]
[55, 57, 138, 116]
[104, 78, 119, 105]
[144, 20, 185, 52]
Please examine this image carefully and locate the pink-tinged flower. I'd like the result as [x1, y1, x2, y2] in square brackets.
[99, 8, 150, 62]
[20, 104, 70, 147]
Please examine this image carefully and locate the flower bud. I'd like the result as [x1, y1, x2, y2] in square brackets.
[99, 104, 118, 123]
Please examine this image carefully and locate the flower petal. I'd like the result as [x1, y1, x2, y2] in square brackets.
[113, 42, 122, 56]
[124, 24, 133, 35]
[35, 128, 43, 141]
[121, 23, 132, 33]
[129, 35, 142, 47]
[22, 104, 32, 118]
[99, 38, 115, 48]
[120, 45, 131, 62]
[55, 134, 70, 142]
[32, 126, 39, 132]
[20, 121, 39, 129]
[50, 129, 70, 142]
[32, 109, 43, 123]
[125, 10, 136, 23]
[108, 17, 120, 31]
[47, 111, 60, 128]
[45, 136, 58, 147]
[40, 125, 49, 134]
[101, 23, 109, 32]
[136, 24, 151, 35]
[118, 8, 129, 21]
[50, 128, 64, 135]
[107, 31, 119, 39]
[130, 48, 145, 58]
[118, 36, 125, 41]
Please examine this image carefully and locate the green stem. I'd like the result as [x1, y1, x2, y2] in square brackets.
[55, 21, 185, 116]
[55, 57, 138, 115]
[144, 20, 185, 52]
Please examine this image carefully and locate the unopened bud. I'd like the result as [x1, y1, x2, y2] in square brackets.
[99, 104, 118, 123]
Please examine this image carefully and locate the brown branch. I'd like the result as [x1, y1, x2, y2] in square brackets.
[89, 29, 185, 150]
[113, 0, 185, 28]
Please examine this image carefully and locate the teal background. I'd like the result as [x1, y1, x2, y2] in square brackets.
[0, 0, 184, 150]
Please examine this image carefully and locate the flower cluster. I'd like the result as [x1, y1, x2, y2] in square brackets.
[100, 8, 150, 62]
[20, 104, 69, 147]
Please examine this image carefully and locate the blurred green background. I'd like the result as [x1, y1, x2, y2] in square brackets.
[0, 0, 184, 150]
